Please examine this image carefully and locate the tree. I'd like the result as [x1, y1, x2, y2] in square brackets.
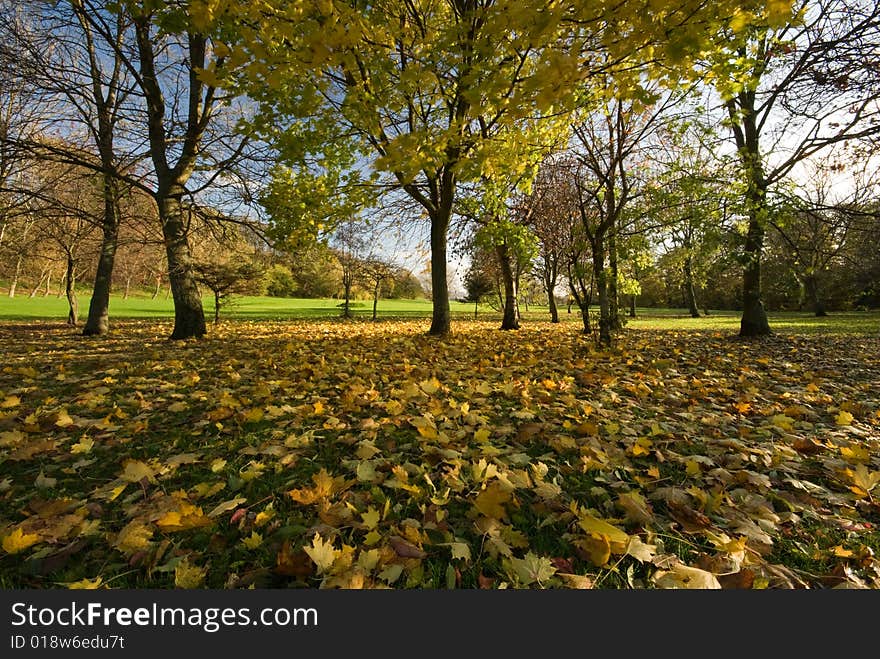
[331, 219, 368, 319]
[462, 259, 496, 320]
[362, 258, 397, 321]
[192, 259, 264, 324]
[214, 0, 766, 335]
[706, 0, 880, 335]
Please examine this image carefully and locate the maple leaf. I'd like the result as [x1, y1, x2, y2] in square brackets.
[120, 459, 156, 484]
[304, 534, 339, 574]
[66, 577, 104, 590]
[113, 521, 154, 555]
[653, 563, 722, 589]
[474, 481, 513, 519]
[241, 532, 263, 550]
[505, 552, 557, 586]
[174, 560, 208, 588]
[155, 503, 212, 532]
[2, 528, 41, 554]
[846, 464, 880, 499]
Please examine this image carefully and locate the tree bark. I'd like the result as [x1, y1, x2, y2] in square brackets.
[83, 183, 121, 336]
[740, 213, 771, 336]
[8, 253, 22, 298]
[214, 291, 221, 324]
[428, 213, 451, 335]
[372, 284, 379, 320]
[65, 253, 78, 326]
[592, 237, 612, 345]
[580, 302, 591, 334]
[804, 273, 826, 317]
[683, 253, 700, 318]
[495, 243, 519, 330]
[608, 228, 621, 330]
[159, 191, 206, 339]
[629, 294, 636, 318]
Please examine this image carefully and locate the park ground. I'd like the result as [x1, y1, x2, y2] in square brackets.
[0, 295, 878, 589]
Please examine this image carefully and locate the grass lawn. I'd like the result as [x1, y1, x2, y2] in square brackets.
[1, 300, 878, 590]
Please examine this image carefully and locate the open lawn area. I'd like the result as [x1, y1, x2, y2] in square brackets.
[0, 312, 878, 589]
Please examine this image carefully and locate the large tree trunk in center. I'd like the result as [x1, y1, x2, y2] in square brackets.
[608, 228, 621, 330]
[159, 191, 206, 340]
[592, 237, 612, 345]
[804, 273, 826, 317]
[739, 214, 771, 336]
[683, 254, 700, 318]
[83, 186, 120, 336]
[428, 213, 451, 335]
[496, 243, 520, 330]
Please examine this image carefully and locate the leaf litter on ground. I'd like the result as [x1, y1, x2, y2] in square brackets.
[0, 319, 878, 589]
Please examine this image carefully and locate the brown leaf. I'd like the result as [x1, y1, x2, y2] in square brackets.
[389, 535, 427, 559]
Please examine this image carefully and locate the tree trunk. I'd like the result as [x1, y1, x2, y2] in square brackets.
[214, 291, 221, 324]
[372, 284, 379, 320]
[342, 275, 352, 319]
[804, 273, 826, 317]
[83, 189, 120, 335]
[44, 270, 52, 297]
[683, 254, 700, 318]
[428, 213, 451, 335]
[474, 299, 479, 320]
[629, 294, 636, 318]
[592, 237, 612, 345]
[123, 276, 131, 300]
[580, 303, 591, 334]
[496, 243, 519, 330]
[732, 95, 771, 337]
[739, 215, 771, 336]
[159, 191, 206, 339]
[548, 290, 559, 323]
[608, 228, 621, 330]
[152, 276, 161, 299]
[66, 253, 78, 326]
[8, 254, 22, 298]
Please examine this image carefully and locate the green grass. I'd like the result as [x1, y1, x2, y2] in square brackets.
[0, 290, 877, 335]
[0, 290, 478, 321]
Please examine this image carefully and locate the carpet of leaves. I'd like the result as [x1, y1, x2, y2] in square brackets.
[1, 319, 879, 589]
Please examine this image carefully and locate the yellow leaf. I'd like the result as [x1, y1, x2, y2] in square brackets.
[832, 545, 854, 558]
[167, 402, 188, 413]
[685, 460, 701, 476]
[577, 534, 611, 567]
[120, 459, 156, 484]
[361, 507, 381, 530]
[847, 464, 880, 498]
[625, 536, 657, 563]
[770, 414, 795, 431]
[175, 560, 207, 588]
[207, 496, 247, 518]
[835, 410, 854, 426]
[210, 458, 227, 473]
[1, 395, 20, 408]
[577, 513, 629, 546]
[312, 401, 324, 415]
[2, 527, 41, 554]
[71, 436, 94, 454]
[419, 378, 441, 395]
[254, 505, 275, 527]
[241, 532, 263, 550]
[55, 409, 74, 427]
[156, 503, 211, 532]
[653, 563, 721, 589]
[304, 534, 338, 573]
[35, 471, 57, 489]
[66, 576, 103, 590]
[113, 521, 154, 554]
[474, 481, 513, 519]
[448, 542, 471, 562]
